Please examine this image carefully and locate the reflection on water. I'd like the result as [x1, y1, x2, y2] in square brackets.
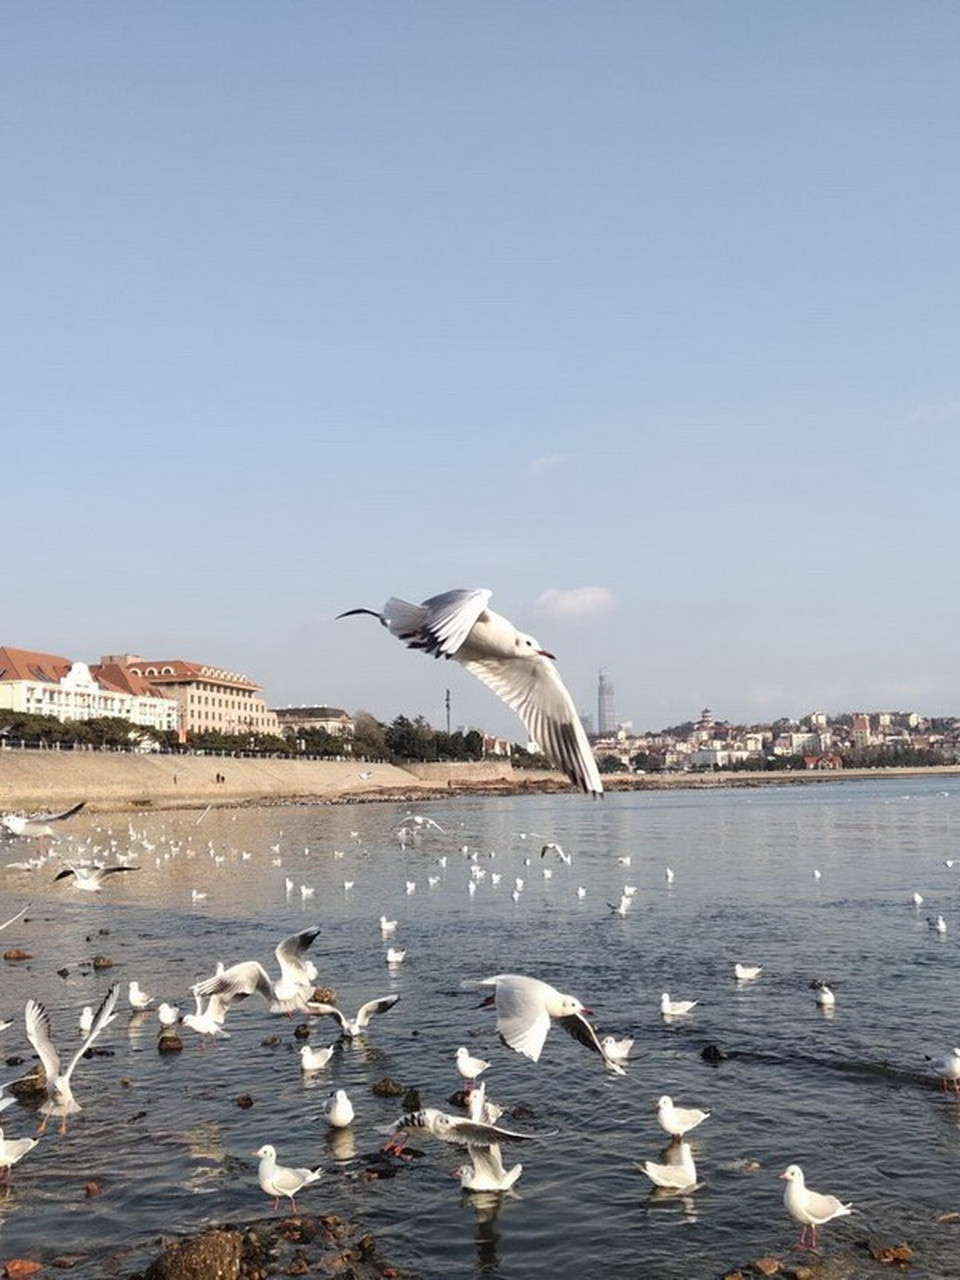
[1, 779, 960, 1276]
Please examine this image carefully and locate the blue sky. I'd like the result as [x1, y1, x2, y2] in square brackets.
[5, 3, 960, 738]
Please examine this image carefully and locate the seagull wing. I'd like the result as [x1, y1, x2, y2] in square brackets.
[275, 926, 321, 982]
[53, 866, 80, 883]
[558, 1010, 627, 1074]
[384, 589, 491, 658]
[355, 993, 400, 1027]
[24, 999, 61, 1081]
[803, 1189, 852, 1221]
[461, 653, 602, 796]
[196, 961, 274, 1004]
[492, 978, 552, 1062]
[306, 1002, 349, 1032]
[98, 865, 139, 877]
[63, 982, 120, 1082]
[0, 904, 28, 932]
[448, 1117, 538, 1147]
[41, 801, 86, 824]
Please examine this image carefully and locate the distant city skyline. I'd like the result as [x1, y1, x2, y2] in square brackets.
[6, 6, 960, 735]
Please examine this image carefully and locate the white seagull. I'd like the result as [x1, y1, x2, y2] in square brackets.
[461, 973, 626, 1074]
[300, 1043, 335, 1073]
[321, 1088, 355, 1128]
[2, 801, 85, 839]
[600, 1035, 634, 1065]
[308, 993, 400, 1038]
[254, 1143, 322, 1212]
[385, 1106, 540, 1158]
[53, 862, 140, 891]
[937, 1046, 960, 1093]
[25, 983, 120, 1134]
[660, 992, 698, 1018]
[456, 1045, 491, 1087]
[194, 926, 321, 1014]
[811, 980, 835, 1008]
[656, 1095, 710, 1137]
[338, 589, 602, 795]
[0, 1126, 39, 1179]
[128, 981, 154, 1011]
[182, 987, 231, 1043]
[734, 963, 763, 982]
[780, 1163, 852, 1249]
[638, 1138, 697, 1191]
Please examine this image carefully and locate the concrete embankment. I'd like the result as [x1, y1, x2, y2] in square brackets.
[0, 749, 534, 812]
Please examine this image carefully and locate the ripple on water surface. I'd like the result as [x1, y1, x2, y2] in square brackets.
[1, 780, 959, 1276]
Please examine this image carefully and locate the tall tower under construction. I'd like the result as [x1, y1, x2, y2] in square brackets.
[597, 669, 616, 737]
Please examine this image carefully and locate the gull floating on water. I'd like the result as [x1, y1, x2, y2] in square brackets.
[638, 1138, 697, 1191]
[308, 993, 400, 1039]
[657, 1095, 710, 1137]
[300, 1043, 335, 1073]
[254, 1143, 322, 1212]
[195, 926, 322, 1014]
[461, 973, 626, 1074]
[321, 1088, 355, 1128]
[734, 963, 763, 982]
[338, 589, 602, 795]
[936, 1046, 960, 1093]
[600, 1035, 633, 1064]
[780, 1163, 852, 1250]
[660, 993, 697, 1018]
[811, 980, 836, 1008]
[25, 982, 120, 1134]
[928, 914, 947, 934]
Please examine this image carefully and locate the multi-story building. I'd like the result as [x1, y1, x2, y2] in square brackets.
[0, 646, 178, 733]
[109, 655, 280, 741]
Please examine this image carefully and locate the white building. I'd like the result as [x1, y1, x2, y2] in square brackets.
[0, 646, 178, 732]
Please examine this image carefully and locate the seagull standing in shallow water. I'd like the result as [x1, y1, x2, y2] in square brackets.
[338, 589, 602, 796]
[254, 1143, 322, 1212]
[780, 1163, 852, 1249]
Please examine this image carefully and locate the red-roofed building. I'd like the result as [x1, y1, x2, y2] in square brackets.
[0, 646, 178, 732]
[113, 656, 279, 740]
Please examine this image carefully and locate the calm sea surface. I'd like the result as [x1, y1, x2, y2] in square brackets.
[1, 777, 959, 1277]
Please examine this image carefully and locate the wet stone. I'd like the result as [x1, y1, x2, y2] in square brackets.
[370, 1078, 404, 1098]
[144, 1228, 242, 1280]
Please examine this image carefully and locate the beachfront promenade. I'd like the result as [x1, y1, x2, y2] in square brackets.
[0, 747, 536, 811]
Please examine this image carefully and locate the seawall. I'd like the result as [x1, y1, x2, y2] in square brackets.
[0, 749, 538, 812]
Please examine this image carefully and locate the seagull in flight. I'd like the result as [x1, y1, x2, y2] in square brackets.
[338, 588, 602, 796]
[25, 983, 120, 1134]
[194, 926, 322, 1014]
[461, 973, 626, 1074]
[2, 801, 86, 839]
[307, 993, 400, 1038]
[53, 863, 140, 891]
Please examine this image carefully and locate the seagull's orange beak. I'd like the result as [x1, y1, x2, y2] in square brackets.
[537, 649, 556, 659]
[778, 1169, 789, 1179]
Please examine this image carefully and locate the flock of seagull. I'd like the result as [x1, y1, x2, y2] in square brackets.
[3, 774, 960, 1266]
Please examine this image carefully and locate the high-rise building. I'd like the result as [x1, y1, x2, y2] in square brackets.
[597, 669, 616, 736]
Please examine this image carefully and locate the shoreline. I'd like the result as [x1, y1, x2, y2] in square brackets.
[2, 747, 960, 815]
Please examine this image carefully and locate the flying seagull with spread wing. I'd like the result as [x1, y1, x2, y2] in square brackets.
[338, 588, 601, 796]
